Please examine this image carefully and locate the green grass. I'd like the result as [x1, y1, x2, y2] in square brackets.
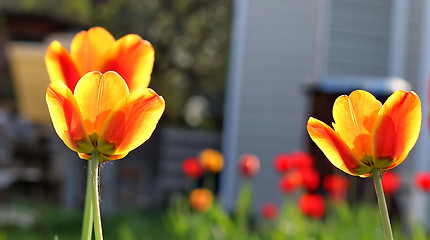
[0, 198, 427, 240]
[0, 201, 168, 240]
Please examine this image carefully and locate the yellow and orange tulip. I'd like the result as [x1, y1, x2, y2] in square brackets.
[307, 90, 421, 177]
[45, 27, 154, 93]
[189, 188, 213, 212]
[46, 71, 165, 162]
[199, 149, 224, 173]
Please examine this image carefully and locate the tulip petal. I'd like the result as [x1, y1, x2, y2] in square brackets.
[74, 71, 129, 138]
[45, 41, 80, 91]
[71, 27, 115, 75]
[332, 90, 382, 159]
[307, 117, 372, 176]
[102, 34, 155, 92]
[372, 90, 421, 169]
[46, 80, 93, 153]
[98, 88, 165, 157]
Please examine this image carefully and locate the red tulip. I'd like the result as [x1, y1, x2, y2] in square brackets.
[298, 193, 325, 219]
[381, 171, 401, 195]
[323, 174, 349, 202]
[273, 153, 296, 173]
[415, 172, 430, 192]
[300, 168, 320, 191]
[292, 151, 314, 169]
[238, 153, 260, 177]
[182, 157, 204, 179]
[279, 171, 302, 193]
[261, 202, 278, 220]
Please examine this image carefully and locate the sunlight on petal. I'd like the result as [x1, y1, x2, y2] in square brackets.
[98, 88, 165, 158]
[332, 90, 381, 158]
[307, 117, 372, 176]
[372, 91, 421, 168]
[71, 27, 116, 75]
[45, 41, 80, 91]
[74, 71, 129, 136]
[102, 34, 155, 92]
[46, 80, 93, 153]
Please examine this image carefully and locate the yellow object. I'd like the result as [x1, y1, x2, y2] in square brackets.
[45, 27, 164, 162]
[307, 90, 421, 177]
[46, 71, 165, 162]
[189, 188, 213, 212]
[7, 42, 51, 123]
[199, 148, 224, 173]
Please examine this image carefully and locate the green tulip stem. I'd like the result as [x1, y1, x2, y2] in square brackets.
[373, 168, 394, 240]
[90, 150, 104, 240]
[81, 160, 93, 240]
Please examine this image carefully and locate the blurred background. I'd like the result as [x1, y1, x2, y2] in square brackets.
[0, 0, 430, 238]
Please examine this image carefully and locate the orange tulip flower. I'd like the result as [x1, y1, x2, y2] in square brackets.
[46, 71, 165, 162]
[189, 188, 213, 212]
[199, 149, 224, 173]
[307, 90, 421, 177]
[45, 27, 154, 93]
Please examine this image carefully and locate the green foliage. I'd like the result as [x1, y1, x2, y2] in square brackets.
[91, 0, 232, 129]
[94, 0, 231, 129]
[165, 195, 255, 240]
[0, 198, 428, 240]
[256, 200, 412, 240]
[1, 0, 92, 24]
[2, 0, 232, 130]
[162, 194, 426, 240]
[234, 183, 253, 230]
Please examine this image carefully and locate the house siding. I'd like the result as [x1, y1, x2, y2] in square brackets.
[221, 0, 316, 211]
[327, 0, 392, 76]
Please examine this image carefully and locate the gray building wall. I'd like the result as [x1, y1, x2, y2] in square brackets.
[327, 0, 392, 76]
[221, 0, 316, 211]
[403, 0, 430, 224]
[221, 0, 430, 223]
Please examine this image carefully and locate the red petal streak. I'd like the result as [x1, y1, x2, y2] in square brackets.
[45, 41, 80, 92]
[46, 82, 92, 153]
[98, 89, 165, 157]
[372, 91, 421, 169]
[102, 35, 154, 92]
[307, 118, 372, 176]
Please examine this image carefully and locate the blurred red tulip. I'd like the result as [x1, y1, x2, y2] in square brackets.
[273, 153, 296, 173]
[415, 172, 430, 192]
[323, 174, 349, 202]
[381, 171, 401, 195]
[292, 151, 314, 169]
[238, 153, 260, 177]
[279, 171, 302, 193]
[300, 168, 320, 191]
[182, 157, 204, 179]
[261, 202, 278, 220]
[299, 193, 325, 219]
